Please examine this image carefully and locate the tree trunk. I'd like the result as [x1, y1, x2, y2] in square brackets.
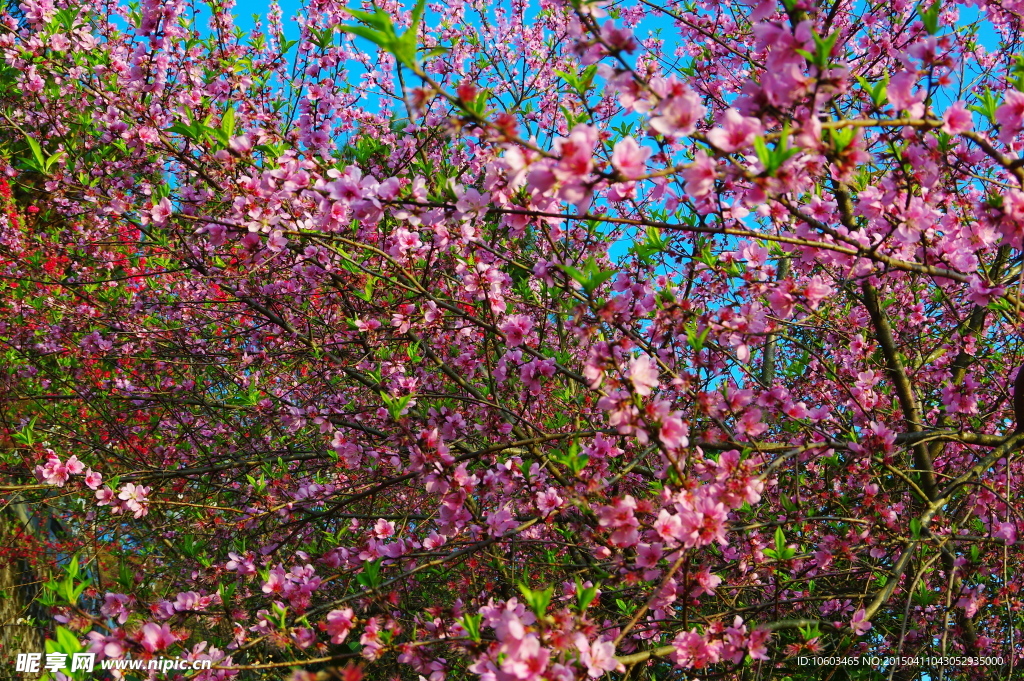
[0, 501, 46, 679]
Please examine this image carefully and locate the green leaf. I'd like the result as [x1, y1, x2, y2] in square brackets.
[575, 577, 599, 611]
[910, 517, 922, 539]
[355, 276, 376, 302]
[752, 128, 799, 176]
[341, 24, 395, 52]
[971, 87, 1000, 124]
[459, 613, 482, 641]
[380, 392, 413, 419]
[47, 626, 83, 656]
[560, 264, 585, 286]
[221, 106, 236, 140]
[20, 134, 50, 173]
[272, 601, 289, 628]
[554, 69, 579, 91]
[799, 622, 821, 641]
[685, 322, 710, 353]
[309, 26, 337, 49]
[558, 258, 616, 295]
[794, 48, 815, 63]
[752, 135, 770, 169]
[631, 225, 670, 263]
[551, 443, 589, 476]
[518, 583, 553, 618]
[829, 126, 856, 153]
[556, 64, 598, 95]
[280, 36, 299, 53]
[357, 559, 383, 589]
[810, 29, 840, 70]
[11, 416, 38, 445]
[769, 526, 797, 560]
[53, 7, 80, 31]
[340, 0, 425, 70]
[856, 74, 888, 108]
[345, 6, 393, 29]
[25, 135, 44, 167]
[408, 0, 426, 42]
[43, 150, 65, 173]
[918, 0, 941, 34]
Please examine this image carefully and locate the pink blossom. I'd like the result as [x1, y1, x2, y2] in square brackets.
[942, 101, 973, 135]
[225, 551, 257, 576]
[628, 354, 659, 396]
[492, 601, 531, 642]
[454, 185, 490, 219]
[650, 88, 706, 137]
[997, 90, 1024, 142]
[767, 287, 795, 319]
[148, 198, 173, 226]
[575, 636, 624, 677]
[140, 622, 176, 652]
[501, 634, 549, 679]
[423, 530, 446, 550]
[500, 315, 534, 347]
[536, 487, 564, 515]
[611, 136, 651, 179]
[262, 566, 287, 594]
[373, 518, 396, 539]
[487, 506, 519, 535]
[887, 71, 924, 117]
[599, 20, 637, 53]
[388, 227, 421, 260]
[267, 229, 288, 252]
[150, 602, 177, 622]
[597, 495, 640, 547]
[606, 180, 636, 202]
[554, 124, 597, 181]
[95, 486, 115, 507]
[321, 608, 356, 644]
[803, 275, 833, 309]
[658, 413, 688, 450]
[291, 627, 316, 649]
[228, 135, 252, 155]
[850, 608, 872, 636]
[682, 150, 716, 198]
[117, 483, 151, 518]
[671, 630, 721, 669]
[635, 542, 663, 568]
[173, 591, 211, 612]
[653, 509, 683, 543]
[994, 522, 1018, 545]
[101, 593, 132, 624]
[735, 408, 768, 438]
[707, 108, 761, 152]
[83, 469, 103, 489]
[747, 628, 771, 660]
[87, 631, 126, 660]
[956, 587, 986, 618]
[691, 567, 722, 596]
[679, 494, 728, 548]
[35, 453, 70, 487]
[967, 275, 1004, 305]
[79, 331, 113, 353]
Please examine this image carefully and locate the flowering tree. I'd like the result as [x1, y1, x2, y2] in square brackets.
[2, 0, 1024, 678]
